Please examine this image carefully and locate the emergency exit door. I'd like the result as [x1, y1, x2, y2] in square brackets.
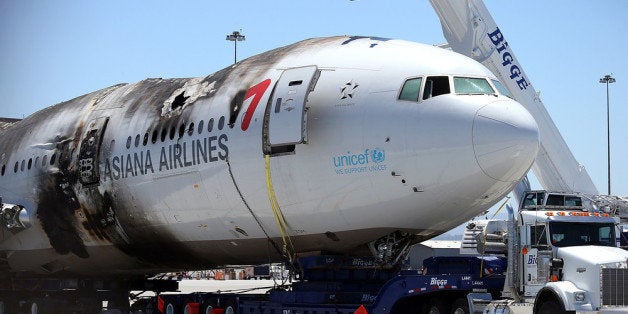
[78, 116, 109, 185]
[267, 66, 318, 146]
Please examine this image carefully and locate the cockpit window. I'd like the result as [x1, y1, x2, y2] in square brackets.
[398, 77, 423, 102]
[454, 77, 495, 95]
[423, 76, 450, 100]
[491, 79, 512, 98]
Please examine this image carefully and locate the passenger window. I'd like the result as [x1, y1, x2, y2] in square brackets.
[454, 77, 494, 95]
[398, 77, 422, 102]
[198, 120, 204, 134]
[151, 130, 158, 144]
[423, 76, 450, 100]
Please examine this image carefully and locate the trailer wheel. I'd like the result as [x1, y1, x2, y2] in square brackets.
[450, 298, 469, 314]
[537, 300, 565, 314]
[165, 302, 178, 314]
[423, 298, 449, 314]
[224, 299, 238, 314]
[202, 304, 213, 314]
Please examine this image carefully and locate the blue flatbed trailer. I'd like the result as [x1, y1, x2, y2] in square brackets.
[147, 255, 507, 314]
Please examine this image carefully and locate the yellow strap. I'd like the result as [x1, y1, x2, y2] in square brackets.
[490, 196, 511, 220]
[264, 155, 295, 259]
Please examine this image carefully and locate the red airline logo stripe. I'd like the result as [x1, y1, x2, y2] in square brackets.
[241, 79, 271, 131]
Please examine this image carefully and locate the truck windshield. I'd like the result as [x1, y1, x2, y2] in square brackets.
[549, 222, 616, 247]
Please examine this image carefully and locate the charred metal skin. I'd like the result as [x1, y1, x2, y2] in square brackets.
[0, 36, 539, 277]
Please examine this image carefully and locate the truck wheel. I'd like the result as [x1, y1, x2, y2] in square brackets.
[165, 302, 179, 314]
[130, 298, 154, 314]
[451, 298, 469, 314]
[224, 299, 238, 314]
[202, 304, 213, 314]
[423, 299, 449, 314]
[538, 300, 565, 314]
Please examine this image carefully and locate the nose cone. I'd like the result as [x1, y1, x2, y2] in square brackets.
[473, 99, 539, 182]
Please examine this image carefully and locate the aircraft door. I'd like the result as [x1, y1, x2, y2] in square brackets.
[265, 66, 319, 149]
[78, 117, 109, 186]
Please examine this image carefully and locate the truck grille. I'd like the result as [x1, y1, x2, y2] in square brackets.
[601, 268, 628, 306]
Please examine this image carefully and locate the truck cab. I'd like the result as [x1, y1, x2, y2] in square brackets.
[517, 191, 628, 313]
[467, 191, 628, 313]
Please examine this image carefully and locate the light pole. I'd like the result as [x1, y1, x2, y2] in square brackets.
[599, 74, 616, 195]
[226, 30, 245, 64]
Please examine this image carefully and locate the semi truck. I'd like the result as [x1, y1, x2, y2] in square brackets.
[463, 191, 628, 313]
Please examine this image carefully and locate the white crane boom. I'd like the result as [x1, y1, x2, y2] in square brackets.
[429, 0, 599, 195]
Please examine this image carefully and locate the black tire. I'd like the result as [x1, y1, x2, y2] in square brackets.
[423, 298, 449, 314]
[224, 299, 238, 314]
[451, 298, 469, 314]
[538, 300, 565, 314]
[202, 303, 214, 314]
[130, 298, 155, 314]
[165, 302, 179, 314]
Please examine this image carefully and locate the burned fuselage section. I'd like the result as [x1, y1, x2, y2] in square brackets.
[0, 38, 304, 275]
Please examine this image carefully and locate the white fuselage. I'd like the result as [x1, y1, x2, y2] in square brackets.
[0, 36, 539, 276]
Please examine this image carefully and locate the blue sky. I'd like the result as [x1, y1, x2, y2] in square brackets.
[1, 0, 626, 197]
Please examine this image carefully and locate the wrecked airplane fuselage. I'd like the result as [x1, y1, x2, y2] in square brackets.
[0, 36, 539, 276]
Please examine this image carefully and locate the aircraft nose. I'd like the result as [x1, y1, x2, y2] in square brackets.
[472, 99, 539, 182]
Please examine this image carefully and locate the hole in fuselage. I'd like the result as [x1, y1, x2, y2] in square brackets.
[171, 92, 189, 110]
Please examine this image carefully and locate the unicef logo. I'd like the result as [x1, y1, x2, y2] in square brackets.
[371, 148, 385, 163]
[332, 148, 387, 175]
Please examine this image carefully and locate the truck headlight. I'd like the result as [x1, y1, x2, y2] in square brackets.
[574, 292, 586, 302]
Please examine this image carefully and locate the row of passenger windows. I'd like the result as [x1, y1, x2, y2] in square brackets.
[398, 76, 511, 102]
[1, 152, 60, 176]
[0, 115, 229, 176]
[125, 115, 227, 149]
